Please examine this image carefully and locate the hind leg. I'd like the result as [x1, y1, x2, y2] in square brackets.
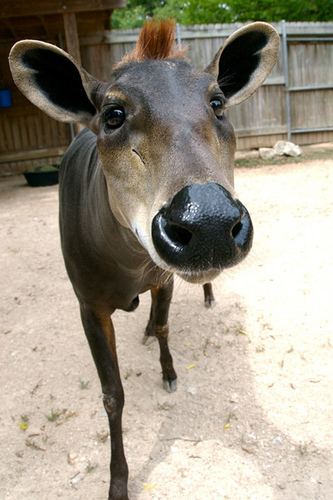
[203, 282, 215, 308]
[144, 277, 177, 392]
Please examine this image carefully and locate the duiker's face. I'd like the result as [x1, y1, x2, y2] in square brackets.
[97, 59, 238, 281]
[9, 21, 279, 282]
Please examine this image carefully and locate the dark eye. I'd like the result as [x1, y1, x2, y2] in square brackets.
[210, 98, 224, 119]
[104, 107, 125, 131]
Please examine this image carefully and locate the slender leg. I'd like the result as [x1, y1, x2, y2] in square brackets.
[144, 277, 177, 392]
[80, 304, 128, 500]
[203, 282, 215, 308]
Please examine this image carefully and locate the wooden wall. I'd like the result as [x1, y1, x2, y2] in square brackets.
[0, 40, 71, 174]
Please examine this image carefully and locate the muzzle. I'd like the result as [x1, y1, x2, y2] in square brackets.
[152, 182, 253, 272]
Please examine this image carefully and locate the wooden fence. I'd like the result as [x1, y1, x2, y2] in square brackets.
[1, 21, 333, 173]
[0, 34, 71, 174]
[80, 21, 333, 150]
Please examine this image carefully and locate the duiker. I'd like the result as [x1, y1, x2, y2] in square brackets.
[9, 19, 279, 499]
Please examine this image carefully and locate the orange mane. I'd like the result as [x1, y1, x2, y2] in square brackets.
[120, 19, 186, 64]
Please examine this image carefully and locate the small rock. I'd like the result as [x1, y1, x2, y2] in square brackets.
[259, 147, 277, 160]
[273, 140, 302, 157]
[27, 428, 41, 437]
[156, 395, 175, 411]
[229, 392, 239, 403]
[69, 471, 83, 488]
[187, 386, 197, 396]
[241, 432, 258, 454]
[67, 452, 78, 465]
[272, 435, 283, 445]
[96, 430, 109, 443]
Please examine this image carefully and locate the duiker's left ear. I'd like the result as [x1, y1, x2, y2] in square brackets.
[206, 22, 279, 108]
[9, 40, 101, 125]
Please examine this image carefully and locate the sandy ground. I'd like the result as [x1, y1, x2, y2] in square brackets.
[0, 158, 332, 500]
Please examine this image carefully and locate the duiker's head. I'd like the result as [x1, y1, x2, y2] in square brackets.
[9, 20, 279, 283]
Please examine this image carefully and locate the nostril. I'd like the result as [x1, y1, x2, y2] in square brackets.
[231, 220, 243, 239]
[164, 221, 192, 246]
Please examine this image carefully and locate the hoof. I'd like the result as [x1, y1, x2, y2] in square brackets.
[108, 482, 129, 500]
[163, 378, 177, 393]
[204, 297, 216, 308]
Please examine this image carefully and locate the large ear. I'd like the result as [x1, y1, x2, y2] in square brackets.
[206, 22, 280, 108]
[9, 40, 100, 124]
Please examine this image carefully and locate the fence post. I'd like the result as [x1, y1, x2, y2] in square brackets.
[176, 23, 182, 47]
[281, 20, 292, 141]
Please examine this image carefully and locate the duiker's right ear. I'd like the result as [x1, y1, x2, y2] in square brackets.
[206, 22, 279, 108]
[9, 40, 101, 125]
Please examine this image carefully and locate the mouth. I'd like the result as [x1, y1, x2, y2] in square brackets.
[177, 268, 222, 284]
[135, 223, 222, 282]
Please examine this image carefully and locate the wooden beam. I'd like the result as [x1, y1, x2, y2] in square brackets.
[0, 147, 67, 164]
[0, 1, 125, 19]
[63, 11, 81, 63]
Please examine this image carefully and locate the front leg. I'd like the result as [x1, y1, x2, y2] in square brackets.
[80, 304, 128, 500]
[144, 277, 177, 392]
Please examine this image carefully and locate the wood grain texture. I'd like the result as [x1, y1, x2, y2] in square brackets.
[63, 12, 81, 63]
[0, 0, 125, 19]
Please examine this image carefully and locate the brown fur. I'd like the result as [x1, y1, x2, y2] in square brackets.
[120, 19, 186, 65]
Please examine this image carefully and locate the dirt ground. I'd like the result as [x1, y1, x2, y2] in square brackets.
[0, 157, 332, 500]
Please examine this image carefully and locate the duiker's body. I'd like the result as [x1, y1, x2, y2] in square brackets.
[9, 20, 279, 499]
[59, 128, 155, 311]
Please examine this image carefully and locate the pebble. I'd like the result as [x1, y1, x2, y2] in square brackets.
[229, 392, 239, 403]
[241, 432, 258, 454]
[272, 435, 283, 445]
[187, 386, 197, 396]
[27, 428, 41, 437]
[157, 398, 175, 411]
[67, 452, 78, 465]
[69, 471, 84, 487]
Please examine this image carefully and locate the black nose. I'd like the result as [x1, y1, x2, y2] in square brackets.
[152, 183, 253, 271]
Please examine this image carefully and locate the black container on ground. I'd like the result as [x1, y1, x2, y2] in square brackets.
[23, 166, 59, 187]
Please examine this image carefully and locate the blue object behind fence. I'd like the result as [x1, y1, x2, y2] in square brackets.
[0, 89, 12, 108]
